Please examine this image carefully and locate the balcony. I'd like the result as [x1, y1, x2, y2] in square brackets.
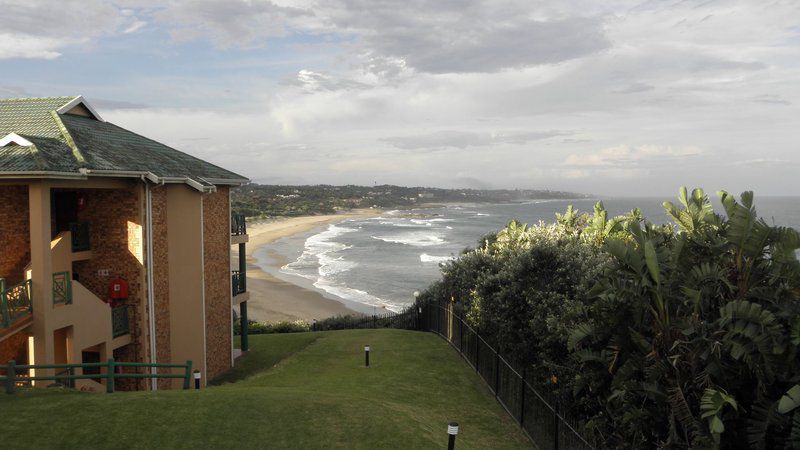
[112, 304, 132, 338]
[232, 270, 246, 296]
[68, 222, 91, 252]
[52, 271, 73, 306]
[231, 214, 248, 245]
[232, 270, 249, 304]
[1, 280, 32, 329]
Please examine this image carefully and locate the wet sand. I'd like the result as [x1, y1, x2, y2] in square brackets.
[234, 210, 379, 323]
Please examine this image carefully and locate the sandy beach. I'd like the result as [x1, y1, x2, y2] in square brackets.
[234, 210, 379, 323]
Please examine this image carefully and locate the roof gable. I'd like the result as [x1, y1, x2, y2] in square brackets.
[0, 96, 248, 188]
[56, 96, 104, 121]
[0, 132, 34, 147]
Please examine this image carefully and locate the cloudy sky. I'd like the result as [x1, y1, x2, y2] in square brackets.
[2, 0, 799, 196]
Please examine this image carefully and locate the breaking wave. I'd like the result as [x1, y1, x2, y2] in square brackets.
[420, 253, 454, 263]
[371, 232, 446, 247]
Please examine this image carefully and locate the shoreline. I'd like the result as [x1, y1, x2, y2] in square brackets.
[234, 209, 380, 323]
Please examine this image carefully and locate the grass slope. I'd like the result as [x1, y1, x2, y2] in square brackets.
[0, 329, 531, 449]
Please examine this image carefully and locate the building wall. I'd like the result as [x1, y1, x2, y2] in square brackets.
[150, 185, 173, 389]
[72, 185, 145, 388]
[0, 185, 31, 285]
[203, 187, 232, 381]
[165, 185, 207, 386]
[0, 332, 27, 364]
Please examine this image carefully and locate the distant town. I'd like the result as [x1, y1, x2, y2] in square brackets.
[231, 183, 588, 217]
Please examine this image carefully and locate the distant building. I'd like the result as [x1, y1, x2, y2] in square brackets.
[418, 193, 434, 199]
[0, 96, 250, 390]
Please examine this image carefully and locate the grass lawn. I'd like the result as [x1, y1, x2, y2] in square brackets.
[0, 329, 531, 449]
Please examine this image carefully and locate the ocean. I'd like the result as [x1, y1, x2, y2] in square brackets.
[253, 196, 800, 314]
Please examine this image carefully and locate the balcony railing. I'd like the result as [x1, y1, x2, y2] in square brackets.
[231, 214, 246, 236]
[232, 270, 246, 296]
[52, 271, 72, 305]
[112, 304, 131, 338]
[69, 222, 91, 252]
[1, 280, 32, 328]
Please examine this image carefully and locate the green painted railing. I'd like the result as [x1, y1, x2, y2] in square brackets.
[52, 271, 72, 305]
[1, 359, 194, 394]
[69, 222, 91, 252]
[1, 280, 32, 328]
[112, 304, 131, 338]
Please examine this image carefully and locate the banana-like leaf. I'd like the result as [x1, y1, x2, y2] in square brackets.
[778, 385, 800, 414]
[568, 323, 595, 350]
[644, 240, 661, 285]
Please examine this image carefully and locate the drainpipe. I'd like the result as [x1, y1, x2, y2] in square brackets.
[145, 182, 158, 390]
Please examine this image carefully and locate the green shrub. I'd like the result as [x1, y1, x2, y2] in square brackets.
[419, 209, 628, 419]
[234, 319, 310, 335]
[420, 188, 800, 448]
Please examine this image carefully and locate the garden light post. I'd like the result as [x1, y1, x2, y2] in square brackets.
[414, 291, 421, 330]
[194, 369, 201, 390]
[447, 422, 459, 450]
[365, 345, 370, 367]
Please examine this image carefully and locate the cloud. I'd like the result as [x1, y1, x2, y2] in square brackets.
[564, 145, 703, 168]
[5, 0, 800, 196]
[0, 33, 64, 59]
[751, 95, 791, 106]
[382, 130, 568, 150]
[450, 177, 493, 190]
[356, 15, 609, 74]
[123, 20, 147, 34]
[0, 86, 31, 97]
[87, 98, 149, 110]
[0, 0, 140, 60]
[612, 82, 655, 94]
[731, 158, 799, 167]
[283, 70, 370, 93]
[148, 0, 312, 47]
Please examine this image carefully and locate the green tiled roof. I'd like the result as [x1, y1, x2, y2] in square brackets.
[0, 96, 248, 186]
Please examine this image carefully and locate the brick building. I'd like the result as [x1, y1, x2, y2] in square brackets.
[0, 96, 250, 390]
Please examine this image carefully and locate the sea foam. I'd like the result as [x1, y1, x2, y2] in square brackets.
[281, 223, 403, 313]
[420, 253, 454, 263]
[371, 232, 446, 247]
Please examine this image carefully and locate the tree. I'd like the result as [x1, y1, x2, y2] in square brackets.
[571, 189, 800, 448]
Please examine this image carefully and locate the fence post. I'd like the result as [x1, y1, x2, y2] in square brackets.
[475, 329, 480, 374]
[458, 306, 463, 352]
[519, 366, 526, 426]
[5, 360, 15, 394]
[183, 360, 193, 390]
[494, 350, 500, 397]
[435, 301, 439, 334]
[106, 358, 115, 394]
[553, 402, 560, 450]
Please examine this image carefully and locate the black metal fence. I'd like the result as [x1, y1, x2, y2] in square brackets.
[418, 301, 592, 450]
[313, 302, 593, 449]
[312, 310, 419, 332]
